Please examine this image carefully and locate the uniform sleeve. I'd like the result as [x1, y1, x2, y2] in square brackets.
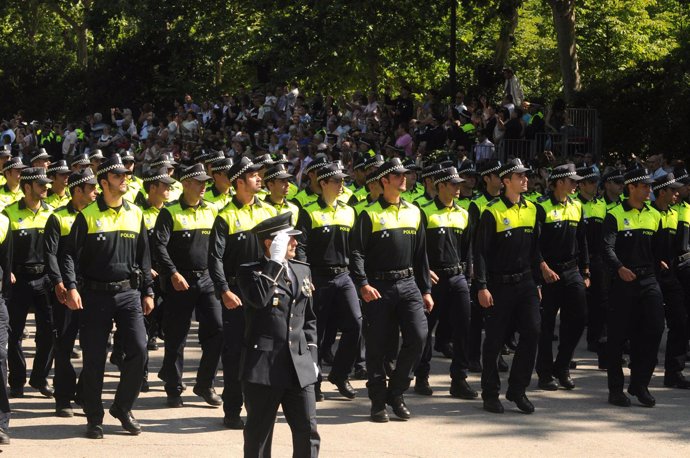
[136, 217, 154, 296]
[602, 213, 623, 271]
[349, 210, 372, 288]
[461, 211, 473, 276]
[675, 221, 689, 265]
[530, 206, 543, 285]
[208, 215, 230, 294]
[0, 223, 13, 296]
[294, 208, 310, 262]
[534, 204, 546, 266]
[413, 216, 431, 295]
[238, 260, 284, 309]
[61, 212, 87, 290]
[576, 206, 590, 270]
[473, 210, 496, 290]
[43, 214, 63, 287]
[152, 208, 177, 276]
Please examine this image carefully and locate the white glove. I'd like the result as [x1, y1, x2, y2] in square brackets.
[269, 230, 290, 262]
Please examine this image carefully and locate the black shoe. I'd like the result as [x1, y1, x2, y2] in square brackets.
[449, 379, 478, 399]
[538, 377, 559, 391]
[468, 360, 482, 373]
[569, 360, 578, 369]
[109, 405, 142, 435]
[86, 422, 104, 439]
[327, 375, 356, 399]
[370, 405, 389, 423]
[29, 382, 54, 398]
[498, 355, 509, 373]
[147, 337, 159, 351]
[413, 377, 433, 396]
[353, 368, 368, 380]
[193, 386, 223, 406]
[8, 387, 23, 398]
[167, 396, 184, 408]
[628, 386, 656, 407]
[483, 397, 504, 414]
[608, 391, 631, 407]
[387, 395, 411, 420]
[664, 371, 690, 389]
[223, 415, 245, 430]
[314, 384, 324, 402]
[0, 428, 9, 444]
[56, 404, 74, 418]
[506, 391, 535, 414]
[140, 379, 150, 393]
[555, 370, 575, 390]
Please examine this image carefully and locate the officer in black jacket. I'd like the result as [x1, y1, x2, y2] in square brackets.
[238, 212, 320, 458]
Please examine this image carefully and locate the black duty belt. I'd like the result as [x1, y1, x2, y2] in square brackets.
[179, 269, 208, 280]
[369, 267, 414, 281]
[16, 264, 45, 275]
[433, 263, 466, 277]
[631, 266, 654, 278]
[82, 278, 133, 293]
[312, 266, 349, 276]
[550, 258, 577, 273]
[488, 270, 532, 284]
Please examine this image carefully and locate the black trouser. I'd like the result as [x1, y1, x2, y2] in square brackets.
[606, 275, 664, 393]
[158, 275, 223, 397]
[243, 381, 320, 458]
[52, 295, 82, 408]
[658, 270, 687, 373]
[536, 267, 587, 379]
[313, 272, 362, 381]
[416, 273, 471, 380]
[361, 276, 427, 405]
[481, 278, 541, 399]
[222, 285, 245, 417]
[468, 282, 483, 364]
[8, 273, 54, 390]
[0, 298, 10, 431]
[586, 257, 608, 349]
[80, 288, 146, 424]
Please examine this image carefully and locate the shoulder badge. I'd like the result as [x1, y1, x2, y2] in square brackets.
[301, 277, 313, 297]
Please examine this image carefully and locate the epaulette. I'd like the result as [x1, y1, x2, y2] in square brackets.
[536, 195, 550, 203]
[289, 259, 310, 267]
[240, 261, 261, 269]
[421, 199, 435, 208]
[485, 197, 502, 207]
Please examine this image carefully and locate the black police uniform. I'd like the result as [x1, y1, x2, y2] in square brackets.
[238, 212, 320, 457]
[3, 194, 54, 396]
[602, 178, 664, 404]
[0, 213, 13, 437]
[535, 189, 588, 387]
[61, 193, 153, 428]
[153, 195, 223, 401]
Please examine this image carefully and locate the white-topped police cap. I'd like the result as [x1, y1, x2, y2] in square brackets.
[623, 167, 654, 185]
[20, 166, 53, 184]
[673, 166, 690, 185]
[478, 159, 502, 176]
[2, 157, 27, 172]
[263, 163, 293, 181]
[47, 160, 70, 175]
[353, 155, 369, 170]
[97, 153, 131, 177]
[652, 173, 684, 191]
[576, 165, 599, 181]
[401, 158, 421, 172]
[71, 153, 91, 166]
[304, 156, 329, 174]
[253, 153, 275, 168]
[179, 163, 213, 182]
[433, 167, 465, 185]
[458, 161, 479, 176]
[120, 148, 135, 162]
[142, 166, 176, 184]
[30, 148, 51, 162]
[68, 168, 98, 188]
[497, 158, 530, 178]
[272, 153, 289, 164]
[252, 212, 301, 240]
[365, 154, 385, 170]
[210, 158, 234, 173]
[421, 163, 444, 179]
[227, 156, 262, 182]
[316, 162, 348, 182]
[549, 163, 583, 182]
[150, 153, 177, 169]
[203, 150, 225, 164]
[601, 169, 624, 183]
[373, 157, 410, 181]
[89, 149, 105, 160]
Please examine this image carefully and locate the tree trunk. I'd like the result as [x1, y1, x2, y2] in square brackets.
[449, 0, 457, 96]
[76, 25, 88, 69]
[494, 0, 520, 68]
[548, 0, 581, 104]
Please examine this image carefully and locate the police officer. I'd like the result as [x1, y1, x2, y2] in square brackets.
[414, 167, 478, 400]
[296, 162, 360, 401]
[672, 166, 690, 387]
[88, 149, 106, 176]
[44, 169, 99, 417]
[45, 160, 71, 209]
[204, 158, 235, 211]
[347, 156, 370, 204]
[263, 163, 299, 225]
[151, 154, 182, 202]
[400, 159, 424, 202]
[0, 204, 13, 444]
[208, 156, 277, 429]
[602, 167, 664, 407]
[62, 154, 154, 438]
[456, 161, 479, 211]
[4, 167, 55, 399]
[474, 158, 541, 414]
[30, 148, 52, 170]
[350, 157, 433, 422]
[70, 153, 91, 173]
[650, 174, 690, 389]
[154, 163, 224, 408]
[238, 212, 320, 458]
[0, 148, 10, 187]
[353, 171, 383, 216]
[0, 157, 26, 209]
[534, 164, 589, 391]
[601, 169, 624, 210]
[292, 157, 329, 209]
[121, 149, 142, 203]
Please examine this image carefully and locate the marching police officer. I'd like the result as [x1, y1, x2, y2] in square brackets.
[0, 157, 26, 209]
[602, 167, 664, 408]
[601, 169, 624, 210]
[263, 163, 300, 225]
[238, 212, 320, 458]
[0, 204, 13, 444]
[535, 164, 589, 391]
[414, 167, 478, 400]
[45, 160, 71, 209]
[151, 154, 182, 202]
[208, 156, 277, 429]
[292, 157, 329, 209]
[474, 158, 541, 414]
[4, 167, 55, 399]
[350, 157, 433, 422]
[671, 166, 690, 387]
[44, 169, 99, 417]
[296, 162, 360, 401]
[153, 164, 224, 408]
[204, 158, 235, 211]
[62, 154, 155, 438]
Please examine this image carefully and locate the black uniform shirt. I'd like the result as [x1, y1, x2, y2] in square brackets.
[535, 193, 589, 269]
[44, 201, 79, 287]
[421, 197, 471, 269]
[602, 200, 661, 271]
[3, 199, 53, 268]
